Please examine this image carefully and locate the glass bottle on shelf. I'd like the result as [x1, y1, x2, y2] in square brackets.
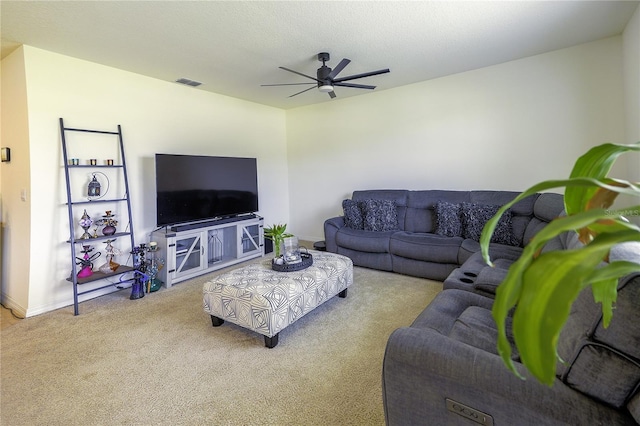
[147, 242, 165, 292]
[98, 239, 121, 273]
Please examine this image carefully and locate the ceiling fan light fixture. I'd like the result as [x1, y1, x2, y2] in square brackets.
[318, 84, 334, 93]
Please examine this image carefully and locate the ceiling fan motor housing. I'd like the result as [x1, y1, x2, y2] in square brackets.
[316, 52, 333, 89]
[317, 65, 332, 88]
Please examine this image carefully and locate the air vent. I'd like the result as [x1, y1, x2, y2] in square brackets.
[175, 78, 202, 87]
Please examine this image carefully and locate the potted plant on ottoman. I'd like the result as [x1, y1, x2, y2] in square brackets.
[264, 223, 293, 262]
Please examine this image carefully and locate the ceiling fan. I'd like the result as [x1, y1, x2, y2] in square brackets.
[262, 52, 390, 99]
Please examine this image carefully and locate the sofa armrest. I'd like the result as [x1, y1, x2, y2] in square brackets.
[324, 216, 344, 253]
[382, 327, 634, 426]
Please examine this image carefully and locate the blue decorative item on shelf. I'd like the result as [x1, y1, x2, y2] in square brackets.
[87, 174, 101, 197]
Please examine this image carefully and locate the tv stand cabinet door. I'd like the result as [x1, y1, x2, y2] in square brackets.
[169, 230, 205, 284]
[237, 219, 263, 259]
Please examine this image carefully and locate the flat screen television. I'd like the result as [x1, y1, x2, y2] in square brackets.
[155, 154, 258, 227]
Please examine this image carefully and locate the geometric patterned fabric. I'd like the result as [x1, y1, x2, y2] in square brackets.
[203, 251, 353, 338]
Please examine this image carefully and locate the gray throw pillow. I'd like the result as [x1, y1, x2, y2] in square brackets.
[434, 201, 462, 237]
[342, 199, 364, 230]
[360, 199, 399, 232]
[461, 202, 518, 246]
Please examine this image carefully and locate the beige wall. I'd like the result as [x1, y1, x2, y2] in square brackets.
[2, 46, 288, 316]
[623, 6, 640, 185]
[286, 37, 628, 241]
[1, 47, 32, 314]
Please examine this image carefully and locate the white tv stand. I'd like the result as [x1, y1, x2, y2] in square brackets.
[151, 214, 264, 288]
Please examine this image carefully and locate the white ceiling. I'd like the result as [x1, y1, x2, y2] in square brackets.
[1, 1, 638, 110]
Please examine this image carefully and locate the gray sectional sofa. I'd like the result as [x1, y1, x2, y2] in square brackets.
[382, 236, 640, 425]
[324, 189, 564, 281]
[324, 189, 640, 424]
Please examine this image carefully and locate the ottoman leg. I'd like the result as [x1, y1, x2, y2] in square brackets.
[264, 333, 279, 348]
[339, 289, 348, 298]
[211, 315, 225, 327]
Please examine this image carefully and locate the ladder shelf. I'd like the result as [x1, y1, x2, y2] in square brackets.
[59, 118, 137, 315]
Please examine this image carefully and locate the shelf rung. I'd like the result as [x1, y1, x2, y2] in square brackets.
[68, 198, 128, 205]
[62, 127, 119, 135]
[67, 266, 135, 285]
[68, 231, 131, 243]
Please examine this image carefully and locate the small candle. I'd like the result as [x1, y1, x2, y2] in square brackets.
[149, 241, 157, 248]
[89, 159, 97, 165]
[106, 159, 114, 166]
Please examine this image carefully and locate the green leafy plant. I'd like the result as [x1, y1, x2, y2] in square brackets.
[264, 223, 293, 258]
[480, 142, 640, 385]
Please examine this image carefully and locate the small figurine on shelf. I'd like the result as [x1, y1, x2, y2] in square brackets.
[75, 245, 101, 278]
[97, 239, 121, 273]
[78, 210, 93, 240]
[96, 210, 118, 236]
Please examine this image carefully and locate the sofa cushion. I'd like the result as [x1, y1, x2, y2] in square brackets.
[473, 266, 510, 295]
[627, 390, 640, 424]
[449, 306, 520, 360]
[460, 202, 518, 246]
[360, 199, 400, 232]
[335, 227, 393, 253]
[434, 201, 462, 237]
[390, 232, 463, 264]
[342, 199, 363, 230]
[352, 190, 408, 231]
[563, 343, 640, 408]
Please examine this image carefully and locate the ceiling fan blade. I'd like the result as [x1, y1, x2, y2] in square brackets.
[333, 68, 390, 83]
[279, 66, 321, 83]
[333, 82, 376, 90]
[261, 83, 316, 87]
[288, 86, 317, 98]
[327, 58, 351, 80]
[329, 91, 336, 99]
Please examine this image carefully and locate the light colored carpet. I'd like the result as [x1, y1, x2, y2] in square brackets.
[1, 260, 441, 426]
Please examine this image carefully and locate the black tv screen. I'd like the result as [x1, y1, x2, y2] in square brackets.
[155, 154, 258, 227]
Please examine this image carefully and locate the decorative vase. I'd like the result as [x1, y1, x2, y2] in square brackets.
[76, 245, 100, 278]
[78, 210, 93, 240]
[281, 236, 301, 264]
[101, 211, 117, 236]
[130, 281, 145, 300]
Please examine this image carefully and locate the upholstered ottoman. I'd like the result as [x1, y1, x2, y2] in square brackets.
[202, 251, 353, 348]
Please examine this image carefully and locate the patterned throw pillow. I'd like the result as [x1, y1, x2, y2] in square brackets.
[434, 201, 462, 237]
[342, 199, 364, 230]
[460, 202, 518, 246]
[360, 199, 399, 232]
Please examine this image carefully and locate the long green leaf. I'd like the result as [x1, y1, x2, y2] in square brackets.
[514, 248, 608, 385]
[565, 143, 640, 215]
[590, 260, 640, 326]
[501, 230, 640, 384]
[491, 210, 640, 377]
